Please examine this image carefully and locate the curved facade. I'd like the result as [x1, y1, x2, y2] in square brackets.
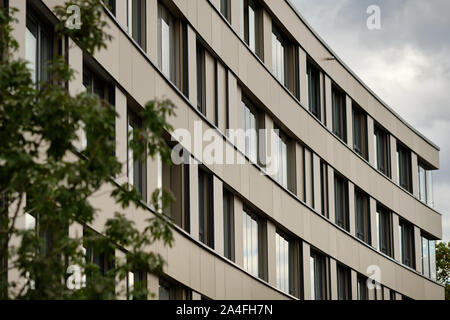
[7, 0, 444, 300]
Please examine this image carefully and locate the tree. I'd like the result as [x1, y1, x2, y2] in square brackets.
[0, 0, 176, 299]
[436, 242, 450, 300]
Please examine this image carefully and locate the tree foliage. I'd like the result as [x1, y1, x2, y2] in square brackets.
[0, 0, 176, 299]
[436, 241, 450, 300]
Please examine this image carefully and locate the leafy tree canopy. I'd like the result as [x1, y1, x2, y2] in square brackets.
[0, 0, 176, 299]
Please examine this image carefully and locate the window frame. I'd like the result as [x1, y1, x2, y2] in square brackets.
[397, 142, 412, 193]
[331, 85, 347, 143]
[352, 103, 368, 160]
[127, 0, 146, 49]
[374, 124, 391, 178]
[310, 249, 329, 300]
[398, 219, 415, 268]
[272, 127, 289, 189]
[355, 188, 371, 245]
[334, 173, 349, 231]
[26, 8, 54, 87]
[242, 209, 266, 280]
[337, 263, 351, 300]
[127, 108, 147, 201]
[275, 231, 290, 294]
[158, 2, 188, 96]
[242, 97, 259, 164]
[223, 189, 235, 261]
[418, 161, 434, 207]
[242, 0, 263, 58]
[320, 160, 329, 218]
[357, 274, 368, 300]
[219, 0, 231, 22]
[307, 60, 321, 120]
[376, 204, 393, 257]
[198, 168, 214, 249]
[421, 233, 436, 280]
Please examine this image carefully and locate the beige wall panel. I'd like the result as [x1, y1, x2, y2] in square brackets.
[118, 32, 133, 93]
[146, 0, 158, 62]
[214, 257, 226, 298]
[131, 48, 156, 105]
[262, 10, 272, 68]
[197, 0, 213, 45]
[230, 0, 241, 35]
[238, 39, 248, 84]
[351, 269, 358, 300]
[94, 25, 120, 80]
[227, 72, 239, 131]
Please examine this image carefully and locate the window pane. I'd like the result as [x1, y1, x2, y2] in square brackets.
[242, 101, 257, 163]
[429, 240, 436, 280]
[25, 27, 37, 84]
[276, 233, 289, 293]
[422, 237, 430, 278]
[248, 4, 256, 52]
[426, 170, 434, 207]
[418, 165, 426, 202]
[243, 211, 259, 277]
[158, 4, 174, 81]
[128, 123, 134, 186]
[251, 217, 258, 276]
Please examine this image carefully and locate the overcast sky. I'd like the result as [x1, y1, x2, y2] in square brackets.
[290, 0, 450, 242]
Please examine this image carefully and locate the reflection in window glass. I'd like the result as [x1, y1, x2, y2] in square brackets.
[25, 28, 37, 84]
[421, 235, 436, 280]
[248, 3, 256, 52]
[310, 251, 326, 300]
[272, 130, 287, 188]
[272, 31, 285, 85]
[243, 210, 259, 277]
[158, 4, 175, 80]
[276, 233, 289, 293]
[242, 100, 257, 163]
[418, 163, 434, 207]
[422, 237, 429, 277]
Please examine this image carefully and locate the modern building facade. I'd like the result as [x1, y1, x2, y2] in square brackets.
[5, 0, 444, 300]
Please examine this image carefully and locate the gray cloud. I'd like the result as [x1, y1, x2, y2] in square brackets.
[291, 0, 450, 241]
